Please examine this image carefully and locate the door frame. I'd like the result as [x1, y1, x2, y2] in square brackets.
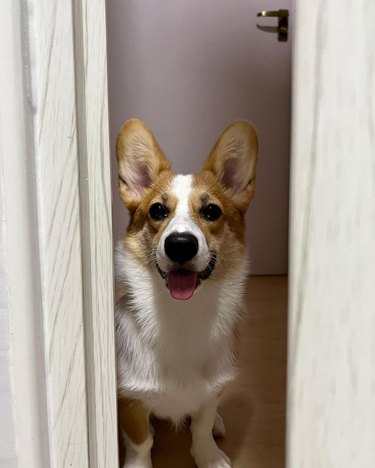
[1, 1, 118, 466]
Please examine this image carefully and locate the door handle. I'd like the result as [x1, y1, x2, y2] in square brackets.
[256, 9, 289, 42]
[257, 9, 289, 18]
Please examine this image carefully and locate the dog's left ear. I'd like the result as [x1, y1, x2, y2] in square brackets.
[203, 121, 258, 209]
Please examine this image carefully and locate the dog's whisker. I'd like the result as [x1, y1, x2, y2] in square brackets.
[203, 179, 221, 198]
[150, 181, 167, 198]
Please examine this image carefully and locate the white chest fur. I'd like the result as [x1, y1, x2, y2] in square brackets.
[115, 243, 248, 423]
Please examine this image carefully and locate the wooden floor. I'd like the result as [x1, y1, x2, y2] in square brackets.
[150, 276, 288, 468]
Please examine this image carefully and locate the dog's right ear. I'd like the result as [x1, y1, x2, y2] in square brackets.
[116, 119, 171, 208]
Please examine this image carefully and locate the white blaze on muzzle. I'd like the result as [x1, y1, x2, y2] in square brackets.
[156, 175, 212, 299]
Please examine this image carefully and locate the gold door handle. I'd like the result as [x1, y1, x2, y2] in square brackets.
[257, 9, 289, 18]
[256, 9, 289, 42]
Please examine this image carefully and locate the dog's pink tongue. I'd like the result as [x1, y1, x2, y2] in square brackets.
[167, 270, 197, 300]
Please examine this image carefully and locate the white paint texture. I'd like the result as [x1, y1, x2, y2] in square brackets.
[33, 1, 89, 464]
[0, 218, 17, 468]
[287, 1, 375, 467]
[0, 2, 49, 466]
[73, 0, 118, 466]
[0, 0, 117, 466]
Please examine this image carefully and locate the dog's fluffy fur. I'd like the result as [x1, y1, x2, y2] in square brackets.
[115, 119, 258, 468]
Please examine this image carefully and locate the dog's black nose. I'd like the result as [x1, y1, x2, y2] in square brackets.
[164, 232, 199, 263]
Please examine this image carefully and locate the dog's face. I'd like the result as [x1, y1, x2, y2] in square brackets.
[116, 119, 258, 300]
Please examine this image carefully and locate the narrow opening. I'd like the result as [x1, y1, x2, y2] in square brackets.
[106, 2, 291, 466]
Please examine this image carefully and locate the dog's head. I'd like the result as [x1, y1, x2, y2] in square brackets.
[117, 119, 258, 300]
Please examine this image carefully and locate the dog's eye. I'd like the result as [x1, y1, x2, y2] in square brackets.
[200, 204, 222, 221]
[149, 202, 169, 221]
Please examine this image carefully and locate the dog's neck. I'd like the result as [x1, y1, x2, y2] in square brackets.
[115, 239, 248, 337]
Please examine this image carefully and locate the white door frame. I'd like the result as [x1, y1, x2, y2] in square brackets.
[1, 1, 118, 467]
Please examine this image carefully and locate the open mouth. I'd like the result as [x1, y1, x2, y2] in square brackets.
[157, 254, 217, 301]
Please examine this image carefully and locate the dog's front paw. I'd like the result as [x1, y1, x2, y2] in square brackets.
[191, 441, 232, 468]
[122, 435, 153, 468]
[123, 456, 152, 468]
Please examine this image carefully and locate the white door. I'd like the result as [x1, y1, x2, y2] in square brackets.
[107, 0, 292, 274]
[287, 1, 375, 467]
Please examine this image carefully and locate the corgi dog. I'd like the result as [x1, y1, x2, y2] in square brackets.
[115, 119, 258, 468]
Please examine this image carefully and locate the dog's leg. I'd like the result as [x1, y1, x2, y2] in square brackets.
[118, 398, 153, 468]
[190, 398, 232, 468]
[212, 412, 226, 438]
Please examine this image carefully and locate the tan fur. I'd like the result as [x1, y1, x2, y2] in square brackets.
[122, 171, 179, 268]
[191, 171, 247, 243]
[118, 398, 151, 445]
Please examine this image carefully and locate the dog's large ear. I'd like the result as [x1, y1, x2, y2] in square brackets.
[116, 119, 171, 207]
[203, 121, 258, 209]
